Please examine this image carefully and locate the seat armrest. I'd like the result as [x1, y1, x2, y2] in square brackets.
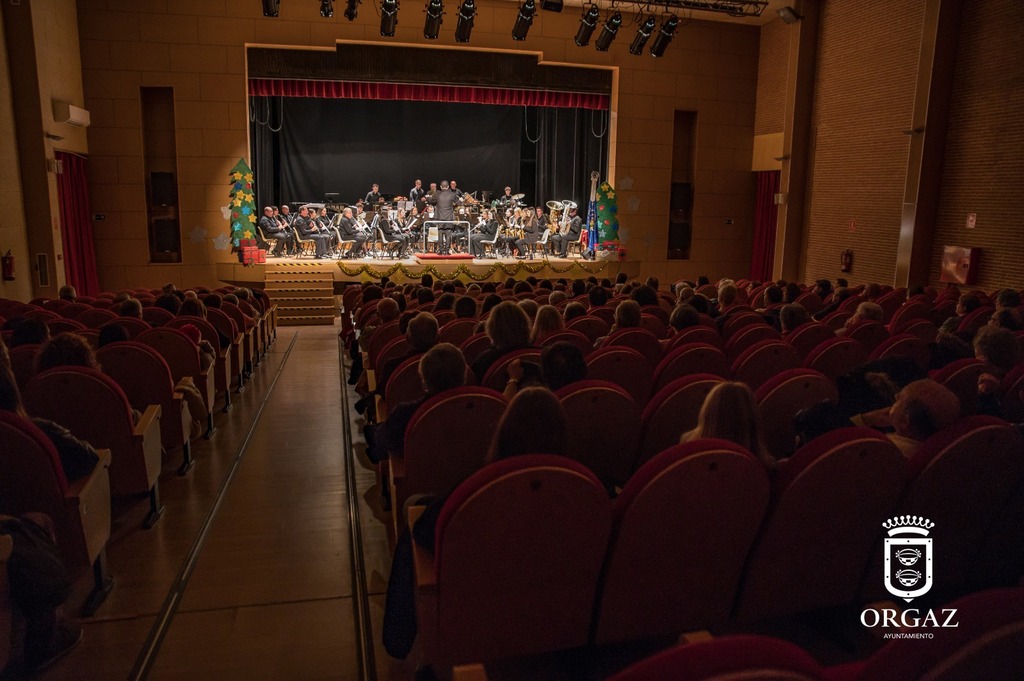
[65, 449, 112, 564]
[409, 505, 437, 591]
[134, 404, 164, 485]
[133, 404, 162, 438]
[389, 455, 406, 482]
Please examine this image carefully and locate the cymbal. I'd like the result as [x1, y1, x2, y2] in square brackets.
[512, 193, 525, 200]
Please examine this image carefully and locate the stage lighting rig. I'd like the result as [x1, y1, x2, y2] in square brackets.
[455, 0, 476, 42]
[380, 0, 399, 35]
[594, 11, 622, 51]
[343, 0, 359, 20]
[574, 4, 600, 47]
[320, 0, 334, 18]
[262, 0, 280, 17]
[423, 0, 444, 39]
[629, 15, 656, 55]
[511, 0, 537, 41]
[649, 14, 678, 57]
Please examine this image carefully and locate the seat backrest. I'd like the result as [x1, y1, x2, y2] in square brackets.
[539, 329, 594, 357]
[957, 306, 995, 335]
[586, 346, 654, 406]
[735, 427, 905, 622]
[638, 314, 668, 339]
[8, 344, 41, 391]
[77, 308, 118, 329]
[404, 387, 508, 499]
[875, 288, 907, 322]
[603, 328, 663, 363]
[23, 308, 60, 322]
[589, 306, 615, 325]
[23, 366, 146, 496]
[856, 587, 1024, 681]
[97, 341, 176, 414]
[721, 312, 766, 341]
[931, 358, 989, 415]
[596, 441, 770, 643]
[653, 343, 731, 392]
[375, 336, 411, 378]
[869, 333, 931, 371]
[785, 322, 836, 359]
[607, 635, 825, 681]
[136, 327, 202, 384]
[838, 294, 866, 313]
[384, 355, 425, 416]
[894, 417, 1024, 593]
[731, 339, 802, 391]
[755, 368, 839, 459]
[455, 332, 490, 366]
[847, 321, 890, 352]
[889, 300, 930, 332]
[667, 325, 723, 350]
[432, 455, 612, 664]
[481, 348, 542, 392]
[897, 318, 938, 345]
[724, 324, 781, 363]
[141, 306, 175, 327]
[637, 374, 722, 467]
[57, 302, 92, 319]
[556, 380, 641, 487]
[206, 307, 239, 342]
[794, 291, 823, 314]
[565, 315, 610, 342]
[0, 410, 70, 518]
[365, 321, 402, 366]
[108, 316, 152, 339]
[803, 336, 870, 382]
[166, 315, 218, 348]
[437, 318, 477, 347]
[47, 318, 87, 335]
[820, 310, 853, 331]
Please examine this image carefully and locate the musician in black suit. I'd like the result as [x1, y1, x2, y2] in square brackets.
[409, 180, 425, 205]
[338, 207, 368, 257]
[470, 209, 500, 258]
[449, 179, 465, 201]
[552, 206, 582, 258]
[365, 184, 382, 206]
[316, 207, 337, 251]
[260, 206, 292, 256]
[380, 211, 411, 257]
[295, 206, 332, 258]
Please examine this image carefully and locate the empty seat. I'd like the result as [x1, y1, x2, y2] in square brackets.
[869, 333, 931, 371]
[846, 321, 890, 352]
[602, 328, 664, 363]
[595, 441, 770, 644]
[0, 411, 114, 615]
[666, 325, 723, 351]
[365, 321, 402, 368]
[98, 341, 194, 475]
[412, 456, 611, 667]
[734, 428, 905, 622]
[637, 374, 722, 467]
[383, 355, 424, 419]
[755, 368, 839, 459]
[957, 306, 995, 336]
[47, 318, 87, 335]
[721, 312, 766, 341]
[724, 324, 781, 364]
[587, 346, 654, 406]
[638, 313, 668, 339]
[76, 308, 118, 329]
[896, 318, 939, 344]
[820, 310, 853, 331]
[785, 322, 835, 358]
[653, 343, 731, 392]
[731, 339, 802, 391]
[566, 315, 610, 343]
[556, 380, 641, 488]
[888, 299, 930, 332]
[803, 336, 870, 382]
[437, 318, 477, 347]
[23, 367, 165, 528]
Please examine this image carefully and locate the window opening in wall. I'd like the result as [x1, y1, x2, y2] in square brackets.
[668, 110, 696, 260]
[140, 87, 181, 263]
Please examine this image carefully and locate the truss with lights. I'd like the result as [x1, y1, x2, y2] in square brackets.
[260, 0, 768, 58]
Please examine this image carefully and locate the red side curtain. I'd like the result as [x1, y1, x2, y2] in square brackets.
[750, 170, 781, 282]
[55, 151, 100, 296]
[248, 78, 610, 111]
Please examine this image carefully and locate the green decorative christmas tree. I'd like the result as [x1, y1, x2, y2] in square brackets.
[596, 181, 620, 246]
[228, 158, 256, 248]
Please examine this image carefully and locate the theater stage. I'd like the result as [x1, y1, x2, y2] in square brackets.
[217, 254, 638, 289]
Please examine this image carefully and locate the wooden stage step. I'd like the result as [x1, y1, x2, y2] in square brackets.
[264, 265, 335, 326]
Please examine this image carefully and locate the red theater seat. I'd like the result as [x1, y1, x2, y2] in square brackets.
[803, 337, 870, 382]
[587, 346, 654, 406]
[846, 321, 890, 352]
[637, 374, 722, 467]
[556, 380, 641, 488]
[566, 315, 610, 343]
[602, 327, 664, 363]
[481, 348, 542, 392]
[756, 368, 839, 459]
[437, 318, 477, 347]
[786, 322, 835, 358]
[539, 329, 594, 357]
[653, 343, 731, 392]
[137, 327, 217, 438]
[731, 339, 802, 391]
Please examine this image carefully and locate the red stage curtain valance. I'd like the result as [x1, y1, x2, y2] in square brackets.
[248, 78, 609, 111]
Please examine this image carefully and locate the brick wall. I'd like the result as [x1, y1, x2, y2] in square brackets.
[931, 0, 1024, 290]
[801, 0, 924, 286]
[73, 1, 759, 290]
[754, 18, 788, 137]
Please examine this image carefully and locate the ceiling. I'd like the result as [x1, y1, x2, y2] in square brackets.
[550, 0, 792, 26]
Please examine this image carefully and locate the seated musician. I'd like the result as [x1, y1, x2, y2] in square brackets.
[470, 209, 499, 258]
[379, 211, 410, 257]
[552, 205, 583, 258]
[515, 208, 540, 259]
[338, 206, 368, 257]
[315, 207, 337, 251]
[295, 205, 332, 258]
[260, 206, 292, 256]
[497, 186, 515, 208]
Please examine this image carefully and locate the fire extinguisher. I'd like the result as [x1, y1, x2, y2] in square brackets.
[1, 251, 13, 281]
[841, 249, 853, 273]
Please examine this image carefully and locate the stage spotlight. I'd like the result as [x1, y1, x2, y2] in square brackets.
[511, 0, 536, 41]
[320, 0, 334, 18]
[343, 0, 359, 20]
[455, 0, 476, 42]
[649, 15, 678, 57]
[423, 0, 443, 39]
[574, 4, 600, 47]
[262, 0, 280, 17]
[629, 15, 656, 55]
[594, 11, 621, 52]
[380, 0, 399, 36]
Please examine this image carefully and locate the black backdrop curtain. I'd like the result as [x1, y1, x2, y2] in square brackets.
[251, 96, 608, 210]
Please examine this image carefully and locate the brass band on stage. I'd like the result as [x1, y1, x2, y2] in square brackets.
[256, 180, 585, 260]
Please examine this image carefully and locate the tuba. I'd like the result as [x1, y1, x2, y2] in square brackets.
[559, 200, 577, 235]
[545, 200, 563, 229]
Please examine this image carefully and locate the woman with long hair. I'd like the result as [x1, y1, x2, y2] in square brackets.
[682, 381, 773, 468]
[530, 304, 565, 345]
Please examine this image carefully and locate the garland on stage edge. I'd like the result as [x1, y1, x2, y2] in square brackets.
[335, 260, 610, 281]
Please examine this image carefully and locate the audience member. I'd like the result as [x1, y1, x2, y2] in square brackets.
[989, 308, 1022, 331]
[454, 295, 477, 319]
[471, 302, 532, 382]
[10, 318, 49, 348]
[668, 304, 700, 332]
[779, 303, 812, 335]
[57, 285, 77, 302]
[681, 381, 773, 469]
[118, 298, 143, 319]
[995, 288, 1021, 311]
[97, 323, 130, 348]
[854, 379, 960, 458]
[35, 334, 98, 374]
[837, 301, 884, 336]
[155, 294, 181, 315]
[563, 302, 587, 322]
[939, 293, 982, 334]
[540, 342, 587, 392]
[518, 299, 539, 321]
[530, 305, 564, 345]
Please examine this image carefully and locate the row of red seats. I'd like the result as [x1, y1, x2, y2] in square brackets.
[405, 417, 1024, 667]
